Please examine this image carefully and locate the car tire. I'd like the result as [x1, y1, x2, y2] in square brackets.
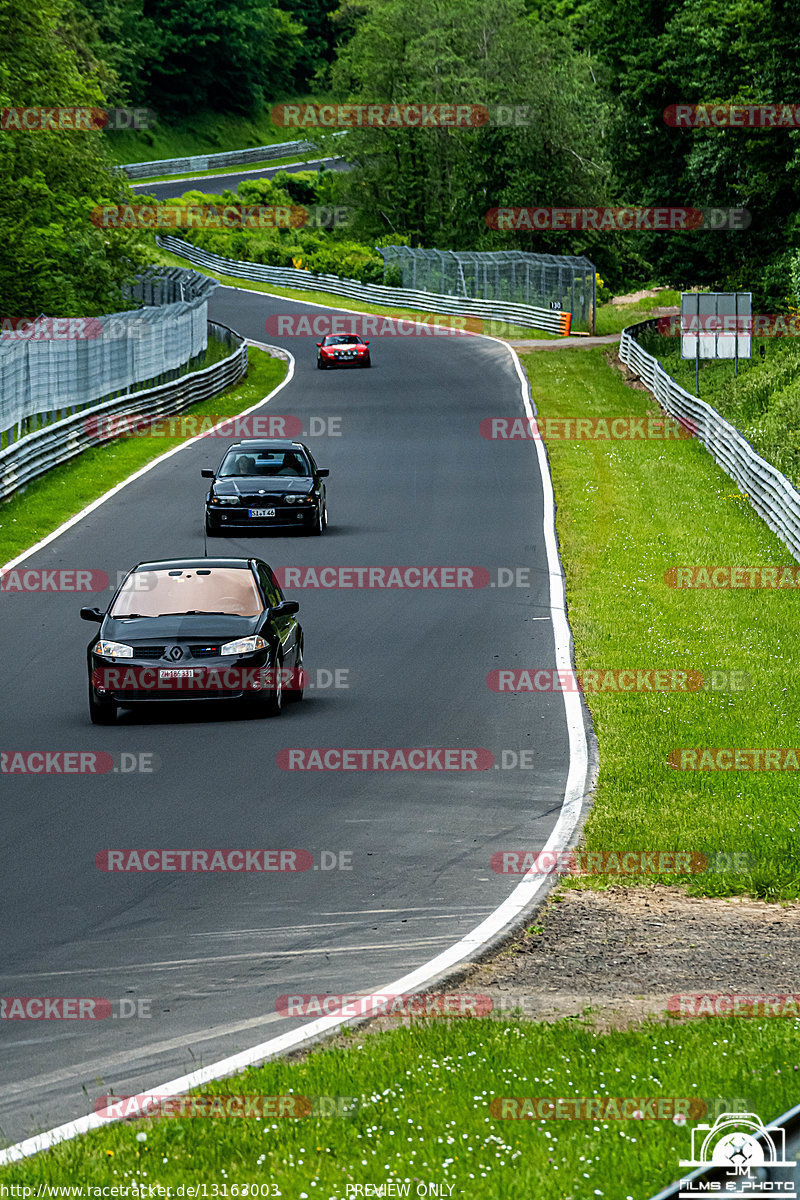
[205, 518, 222, 538]
[362, 357, 371, 368]
[262, 655, 283, 716]
[246, 656, 283, 717]
[285, 645, 304, 702]
[89, 686, 116, 725]
[317, 359, 325, 370]
[311, 502, 326, 535]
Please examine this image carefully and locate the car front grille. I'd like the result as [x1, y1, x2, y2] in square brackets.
[189, 645, 220, 658]
[132, 646, 166, 659]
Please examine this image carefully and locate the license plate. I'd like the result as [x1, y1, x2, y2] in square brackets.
[159, 668, 194, 680]
[249, 508, 276, 518]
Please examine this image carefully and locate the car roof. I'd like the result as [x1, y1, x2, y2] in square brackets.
[224, 440, 309, 451]
[131, 558, 260, 572]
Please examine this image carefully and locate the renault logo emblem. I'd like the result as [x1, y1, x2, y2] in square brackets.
[166, 645, 183, 662]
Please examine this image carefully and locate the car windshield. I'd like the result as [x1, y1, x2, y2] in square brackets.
[110, 567, 263, 618]
[218, 449, 312, 478]
[324, 335, 361, 346]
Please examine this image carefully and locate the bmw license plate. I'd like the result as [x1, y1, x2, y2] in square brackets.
[159, 669, 194, 680]
[249, 508, 276, 517]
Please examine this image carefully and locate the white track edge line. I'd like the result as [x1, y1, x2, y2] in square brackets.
[0, 334, 588, 1166]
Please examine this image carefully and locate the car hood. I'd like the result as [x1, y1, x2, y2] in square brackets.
[101, 613, 261, 640]
[214, 475, 314, 495]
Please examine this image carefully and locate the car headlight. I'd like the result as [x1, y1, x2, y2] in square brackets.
[220, 635, 268, 656]
[285, 495, 314, 504]
[95, 640, 133, 658]
[214, 495, 240, 506]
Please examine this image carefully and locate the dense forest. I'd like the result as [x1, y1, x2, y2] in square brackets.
[1, 0, 799, 313]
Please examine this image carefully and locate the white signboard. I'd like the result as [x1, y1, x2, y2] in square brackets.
[681, 292, 752, 360]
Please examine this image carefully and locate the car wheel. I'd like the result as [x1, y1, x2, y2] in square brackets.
[262, 655, 283, 716]
[205, 518, 222, 538]
[362, 357, 371, 368]
[246, 656, 283, 717]
[311, 502, 326, 535]
[285, 645, 304, 702]
[317, 359, 325, 370]
[89, 685, 116, 725]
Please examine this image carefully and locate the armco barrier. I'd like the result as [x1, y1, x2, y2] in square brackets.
[0, 324, 251, 503]
[121, 133, 347, 181]
[157, 236, 572, 335]
[620, 319, 800, 563]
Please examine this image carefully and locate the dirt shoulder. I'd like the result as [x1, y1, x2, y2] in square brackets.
[459, 885, 800, 1030]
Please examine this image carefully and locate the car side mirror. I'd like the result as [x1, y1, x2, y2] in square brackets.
[80, 606, 104, 622]
[364, 341, 370, 345]
[315, 342, 322, 347]
[317, 468, 329, 478]
[273, 600, 300, 617]
[201, 468, 214, 478]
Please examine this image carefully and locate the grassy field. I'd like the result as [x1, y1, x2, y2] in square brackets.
[0, 349, 287, 564]
[1, 1014, 797, 1198]
[522, 346, 800, 900]
[594, 290, 683, 336]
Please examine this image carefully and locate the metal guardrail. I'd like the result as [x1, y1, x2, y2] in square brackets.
[120, 132, 347, 180]
[157, 236, 573, 335]
[0, 323, 248, 503]
[620, 319, 800, 563]
[1, 267, 218, 442]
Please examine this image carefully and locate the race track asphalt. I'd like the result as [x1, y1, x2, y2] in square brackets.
[0, 283, 589, 1145]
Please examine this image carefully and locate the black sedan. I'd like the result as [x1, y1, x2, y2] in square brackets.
[202, 439, 328, 537]
[316, 333, 371, 369]
[81, 557, 303, 724]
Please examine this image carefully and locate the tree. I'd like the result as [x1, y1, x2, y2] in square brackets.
[330, 0, 611, 250]
[0, 0, 144, 315]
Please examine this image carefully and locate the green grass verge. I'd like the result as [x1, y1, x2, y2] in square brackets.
[1, 1014, 797, 1198]
[148, 246, 555, 340]
[519, 346, 800, 899]
[595, 290, 683, 336]
[0, 349, 286, 563]
[641, 330, 800, 490]
[104, 103, 330, 166]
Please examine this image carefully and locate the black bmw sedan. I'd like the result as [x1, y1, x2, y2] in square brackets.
[81, 557, 303, 724]
[202, 439, 328, 537]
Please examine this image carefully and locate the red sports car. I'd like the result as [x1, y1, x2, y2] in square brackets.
[316, 334, 371, 369]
